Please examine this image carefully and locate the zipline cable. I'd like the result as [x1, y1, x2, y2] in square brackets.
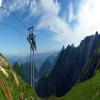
[0, 22, 27, 38]
[0, 6, 28, 30]
[0, 6, 37, 90]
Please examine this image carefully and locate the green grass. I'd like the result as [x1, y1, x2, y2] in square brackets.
[0, 53, 40, 100]
[0, 67, 40, 100]
[47, 70, 100, 100]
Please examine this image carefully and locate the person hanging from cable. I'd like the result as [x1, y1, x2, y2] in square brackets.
[27, 26, 36, 51]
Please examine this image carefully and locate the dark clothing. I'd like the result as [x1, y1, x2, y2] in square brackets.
[28, 33, 36, 51]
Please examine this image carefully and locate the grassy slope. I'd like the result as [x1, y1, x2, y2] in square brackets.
[0, 53, 39, 100]
[47, 70, 100, 100]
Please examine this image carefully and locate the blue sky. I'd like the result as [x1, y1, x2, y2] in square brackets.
[0, 0, 100, 56]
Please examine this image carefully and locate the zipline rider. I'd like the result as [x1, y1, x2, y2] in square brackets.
[27, 26, 36, 51]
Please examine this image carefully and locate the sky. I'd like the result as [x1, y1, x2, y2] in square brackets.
[0, 0, 100, 56]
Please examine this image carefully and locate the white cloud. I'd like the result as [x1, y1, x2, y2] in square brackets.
[30, 0, 38, 16]
[49, 0, 100, 46]
[33, 0, 72, 45]
[0, 0, 2, 7]
[8, 0, 30, 12]
[30, 0, 79, 46]
[0, 0, 30, 20]
[73, 0, 100, 45]
[68, 3, 76, 23]
[1, 0, 100, 47]
[78, 0, 100, 32]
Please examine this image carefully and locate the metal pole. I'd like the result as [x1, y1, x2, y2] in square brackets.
[30, 46, 32, 87]
[32, 50, 35, 86]
[28, 26, 36, 87]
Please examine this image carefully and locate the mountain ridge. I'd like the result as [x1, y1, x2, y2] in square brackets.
[36, 31, 100, 98]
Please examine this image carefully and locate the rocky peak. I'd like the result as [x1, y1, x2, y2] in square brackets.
[62, 46, 65, 51]
[71, 43, 75, 48]
[95, 31, 99, 36]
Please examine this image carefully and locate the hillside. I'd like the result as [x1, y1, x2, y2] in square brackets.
[0, 53, 39, 100]
[36, 32, 100, 98]
[47, 70, 100, 100]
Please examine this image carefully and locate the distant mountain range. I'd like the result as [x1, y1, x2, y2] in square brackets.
[7, 51, 58, 70]
[36, 32, 100, 98]
[38, 52, 58, 78]
[12, 51, 59, 85]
